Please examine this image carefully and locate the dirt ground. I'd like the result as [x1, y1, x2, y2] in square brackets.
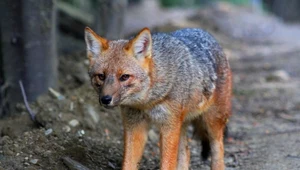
[1, 2, 300, 170]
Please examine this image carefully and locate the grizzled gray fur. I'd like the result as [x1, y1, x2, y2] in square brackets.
[147, 28, 226, 109]
[85, 26, 232, 170]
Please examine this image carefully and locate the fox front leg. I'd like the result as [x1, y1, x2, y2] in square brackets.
[159, 115, 184, 170]
[121, 109, 149, 170]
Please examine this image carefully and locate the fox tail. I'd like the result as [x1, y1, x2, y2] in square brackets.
[192, 118, 228, 160]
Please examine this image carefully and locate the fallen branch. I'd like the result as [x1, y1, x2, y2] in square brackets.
[19, 80, 43, 127]
[286, 154, 300, 159]
[62, 157, 90, 170]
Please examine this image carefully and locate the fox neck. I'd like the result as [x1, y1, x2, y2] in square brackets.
[132, 56, 173, 110]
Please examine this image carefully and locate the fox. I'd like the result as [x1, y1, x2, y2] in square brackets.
[84, 27, 232, 170]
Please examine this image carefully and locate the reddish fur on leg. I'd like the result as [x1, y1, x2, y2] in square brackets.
[160, 117, 183, 170]
[122, 119, 149, 170]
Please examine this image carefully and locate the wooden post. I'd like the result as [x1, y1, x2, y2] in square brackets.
[0, 0, 57, 115]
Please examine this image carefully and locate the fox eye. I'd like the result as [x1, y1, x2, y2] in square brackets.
[97, 74, 105, 81]
[120, 74, 130, 81]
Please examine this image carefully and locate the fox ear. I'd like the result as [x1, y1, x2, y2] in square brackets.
[84, 27, 108, 58]
[126, 28, 152, 59]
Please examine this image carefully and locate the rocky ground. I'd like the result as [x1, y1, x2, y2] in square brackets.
[1, 2, 300, 170]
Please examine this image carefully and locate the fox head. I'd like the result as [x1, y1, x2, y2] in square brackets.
[84, 27, 153, 108]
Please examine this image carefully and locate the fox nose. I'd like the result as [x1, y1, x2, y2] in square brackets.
[100, 95, 112, 105]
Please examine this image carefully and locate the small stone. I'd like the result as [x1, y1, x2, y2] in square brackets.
[69, 119, 79, 127]
[16, 153, 20, 156]
[80, 130, 85, 135]
[79, 98, 84, 103]
[44, 128, 53, 136]
[24, 157, 29, 161]
[70, 102, 74, 111]
[266, 70, 290, 82]
[30, 159, 39, 164]
[273, 70, 290, 81]
[225, 156, 234, 163]
[77, 130, 85, 137]
[62, 125, 71, 133]
[24, 162, 30, 166]
[148, 129, 159, 143]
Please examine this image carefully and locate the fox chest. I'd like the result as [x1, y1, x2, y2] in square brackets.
[145, 104, 171, 123]
[145, 103, 209, 124]
[145, 94, 215, 123]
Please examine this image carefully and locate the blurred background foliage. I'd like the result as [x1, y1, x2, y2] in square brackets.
[57, 0, 300, 22]
[1, 0, 300, 116]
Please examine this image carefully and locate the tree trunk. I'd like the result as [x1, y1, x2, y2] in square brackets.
[273, 0, 300, 22]
[264, 0, 300, 22]
[0, 0, 57, 116]
[94, 0, 128, 39]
